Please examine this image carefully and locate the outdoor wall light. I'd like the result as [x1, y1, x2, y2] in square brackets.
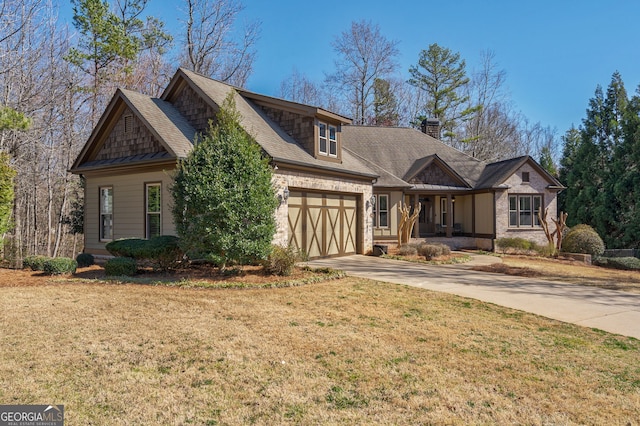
[278, 188, 290, 205]
[367, 195, 376, 209]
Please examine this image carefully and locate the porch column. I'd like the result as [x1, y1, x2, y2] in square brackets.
[446, 194, 453, 238]
[412, 197, 420, 238]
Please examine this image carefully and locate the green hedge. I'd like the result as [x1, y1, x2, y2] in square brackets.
[23, 255, 49, 271]
[593, 256, 640, 271]
[105, 236, 183, 270]
[104, 257, 137, 276]
[43, 257, 77, 275]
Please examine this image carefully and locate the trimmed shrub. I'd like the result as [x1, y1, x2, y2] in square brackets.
[43, 257, 77, 275]
[496, 237, 535, 253]
[105, 236, 183, 270]
[562, 224, 605, 257]
[104, 257, 137, 276]
[594, 256, 640, 271]
[76, 253, 95, 268]
[417, 243, 450, 260]
[398, 244, 418, 256]
[23, 255, 49, 271]
[105, 238, 147, 258]
[533, 243, 557, 257]
[263, 245, 301, 276]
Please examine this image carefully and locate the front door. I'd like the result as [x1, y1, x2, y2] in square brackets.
[418, 196, 434, 236]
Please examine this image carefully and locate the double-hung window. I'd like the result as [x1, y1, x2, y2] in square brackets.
[318, 122, 338, 157]
[509, 195, 542, 227]
[146, 183, 161, 239]
[373, 194, 389, 228]
[100, 187, 113, 241]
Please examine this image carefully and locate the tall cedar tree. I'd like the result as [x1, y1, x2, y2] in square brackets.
[171, 93, 277, 268]
[561, 72, 630, 248]
[408, 43, 480, 141]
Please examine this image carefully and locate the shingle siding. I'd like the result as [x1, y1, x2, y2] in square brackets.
[95, 106, 166, 160]
[257, 105, 315, 154]
[170, 83, 216, 134]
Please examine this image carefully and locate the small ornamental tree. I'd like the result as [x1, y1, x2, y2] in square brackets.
[171, 93, 278, 268]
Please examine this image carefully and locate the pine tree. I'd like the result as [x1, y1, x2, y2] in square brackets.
[408, 43, 479, 141]
[373, 78, 399, 126]
[171, 93, 278, 268]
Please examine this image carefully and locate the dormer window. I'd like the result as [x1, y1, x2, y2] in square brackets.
[318, 122, 338, 158]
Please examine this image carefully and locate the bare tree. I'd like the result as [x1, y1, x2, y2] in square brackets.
[326, 20, 399, 124]
[179, 0, 260, 87]
[279, 69, 322, 106]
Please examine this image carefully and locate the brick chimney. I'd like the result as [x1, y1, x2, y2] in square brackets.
[421, 118, 441, 139]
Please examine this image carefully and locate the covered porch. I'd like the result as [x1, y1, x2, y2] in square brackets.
[404, 188, 473, 239]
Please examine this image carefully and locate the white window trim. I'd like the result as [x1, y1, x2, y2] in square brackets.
[373, 194, 389, 228]
[328, 124, 338, 157]
[145, 183, 162, 239]
[99, 186, 113, 241]
[318, 122, 328, 155]
[509, 194, 542, 228]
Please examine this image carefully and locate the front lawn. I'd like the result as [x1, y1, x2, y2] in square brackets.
[0, 272, 638, 424]
[474, 255, 640, 293]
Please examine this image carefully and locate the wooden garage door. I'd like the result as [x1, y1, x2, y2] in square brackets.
[288, 191, 357, 258]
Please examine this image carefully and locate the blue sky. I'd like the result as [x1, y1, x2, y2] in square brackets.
[60, 0, 640, 136]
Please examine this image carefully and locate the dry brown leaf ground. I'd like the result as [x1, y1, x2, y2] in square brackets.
[0, 266, 639, 424]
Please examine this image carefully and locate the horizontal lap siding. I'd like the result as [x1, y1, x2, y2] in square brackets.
[84, 169, 176, 254]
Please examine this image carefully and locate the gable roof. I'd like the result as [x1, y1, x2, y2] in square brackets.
[342, 126, 486, 188]
[402, 154, 471, 188]
[71, 88, 196, 172]
[475, 155, 564, 189]
[162, 68, 376, 179]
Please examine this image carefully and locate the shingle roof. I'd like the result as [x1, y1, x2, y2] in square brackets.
[475, 155, 564, 189]
[119, 89, 196, 158]
[172, 69, 377, 179]
[342, 126, 486, 188]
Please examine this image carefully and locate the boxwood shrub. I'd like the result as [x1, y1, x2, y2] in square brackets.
[104, 257, 137, 276]
[105, 236, 183, 270]
[23, 255, 50, 271]
[43, 257, 77, 275]
[562, 224, 605, 257]
[76, 253, 95, 268]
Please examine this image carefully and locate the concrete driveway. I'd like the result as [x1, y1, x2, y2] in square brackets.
[305, 254, 640, 340]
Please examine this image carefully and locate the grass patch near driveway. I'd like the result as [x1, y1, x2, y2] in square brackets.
[1, 277, 639, 424]
[475, 255, 640, 293]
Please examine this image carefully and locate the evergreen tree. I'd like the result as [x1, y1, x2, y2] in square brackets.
[561, 73, 629, 248]
[0, 107, 31, 131]
[558, 126, 580, 213]
[611, 87, 640, 248]
[171, 93, 278, 268]
[0, 153, 16, 246]
[539, 146, 557, 177]
[408, 43, 479, 141]
[373, 78, 399, 126]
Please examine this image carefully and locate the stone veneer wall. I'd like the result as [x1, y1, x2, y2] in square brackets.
[494, 163, 559, 246]
[96, 106, 165, 160]
[272, 169, 374, 254]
